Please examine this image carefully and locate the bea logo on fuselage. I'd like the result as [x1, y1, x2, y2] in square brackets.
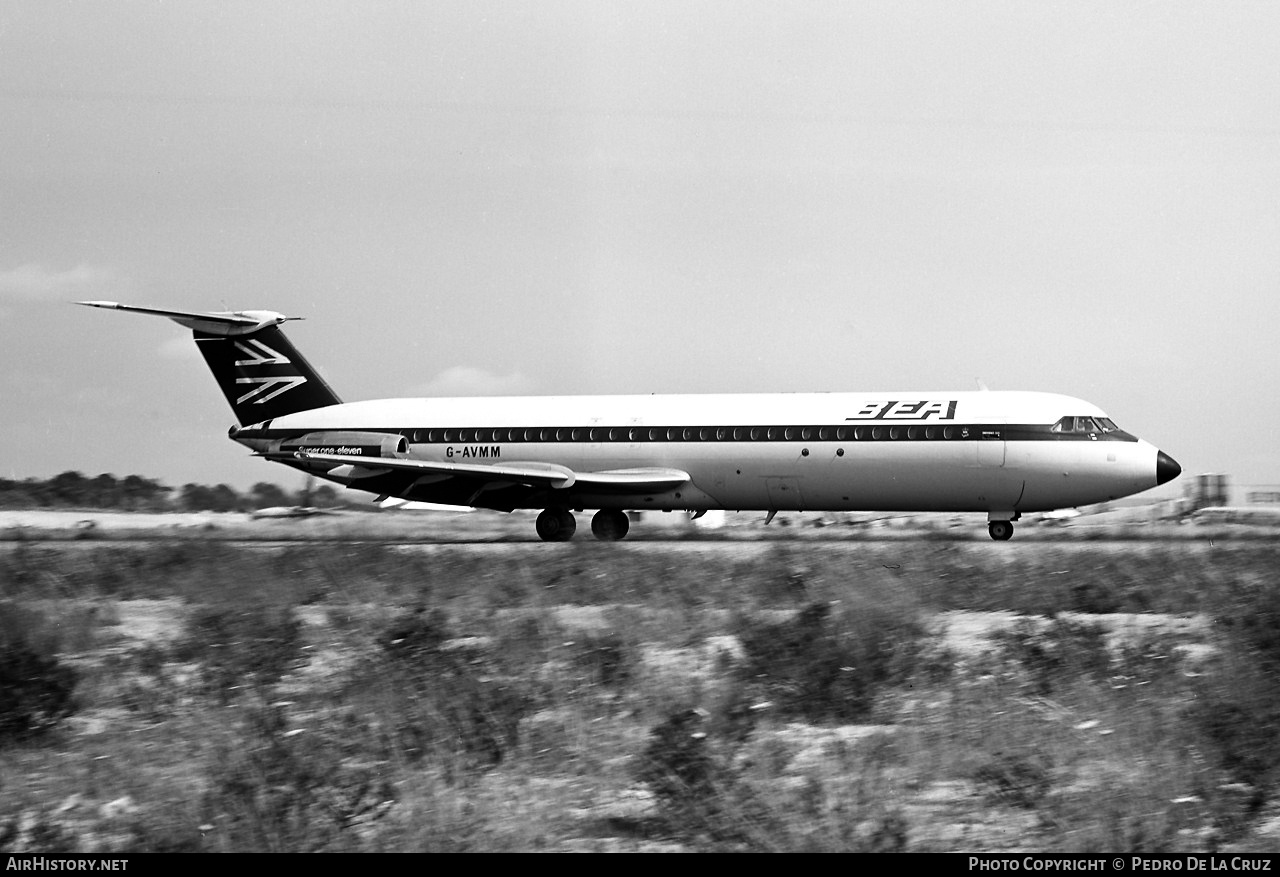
[847, 400, 958, 421]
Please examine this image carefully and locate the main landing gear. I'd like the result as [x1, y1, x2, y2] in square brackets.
[535, 509, 631, 542]
[535, 509, 576, 542]
[590, 510, 629, 541]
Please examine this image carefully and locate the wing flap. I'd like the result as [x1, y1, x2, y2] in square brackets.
[573, 468, 691, 492]
[292, 451, 578, 488]
[290, 452, 688, 493]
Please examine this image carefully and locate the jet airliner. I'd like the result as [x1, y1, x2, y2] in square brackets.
[79, 301, 1181, 541]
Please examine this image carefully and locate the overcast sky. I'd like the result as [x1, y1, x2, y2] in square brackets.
[2, 1, 1277, 495]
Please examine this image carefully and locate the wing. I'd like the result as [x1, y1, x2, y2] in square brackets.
[286, 451, 690, 507]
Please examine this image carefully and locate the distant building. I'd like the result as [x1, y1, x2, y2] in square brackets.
[1184, 473, 1230, 510]
[1246, 490, 1280, 505]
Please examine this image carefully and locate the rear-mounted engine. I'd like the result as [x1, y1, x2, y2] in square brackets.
[273, 431, 408, 459]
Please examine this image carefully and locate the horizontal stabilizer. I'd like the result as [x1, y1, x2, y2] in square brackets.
[77, 301, 299, 336]
[79, 300, 341, 423]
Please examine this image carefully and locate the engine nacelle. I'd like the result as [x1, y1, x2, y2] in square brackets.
[274, 431, 408, 459]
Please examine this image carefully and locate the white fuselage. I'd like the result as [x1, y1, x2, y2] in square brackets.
[237, 390, 1169, 516]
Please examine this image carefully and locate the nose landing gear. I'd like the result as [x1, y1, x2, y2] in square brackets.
[987, 520, 1015, 541]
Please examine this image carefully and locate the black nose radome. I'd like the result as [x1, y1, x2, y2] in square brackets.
[1156, 451, 1182, 486]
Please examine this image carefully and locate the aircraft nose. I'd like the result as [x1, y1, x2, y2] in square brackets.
[1156, 451, 1182, 486]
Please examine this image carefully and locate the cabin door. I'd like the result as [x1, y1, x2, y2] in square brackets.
[975, 423, 1006, 468]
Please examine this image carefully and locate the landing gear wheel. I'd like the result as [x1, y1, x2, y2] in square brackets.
[591, 510, 630, 541]
[988, 520, 1014, 541]
[536, 509, 577, 542]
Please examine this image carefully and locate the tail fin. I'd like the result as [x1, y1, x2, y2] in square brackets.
[78, 301, 342, 424]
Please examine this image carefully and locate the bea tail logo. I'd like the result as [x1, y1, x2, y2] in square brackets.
[847, 400, 958, 421]
[233, 338, 307, 406]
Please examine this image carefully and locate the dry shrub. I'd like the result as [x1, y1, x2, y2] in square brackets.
[347, 607, 529, 771]
[174, 604, 302, 700]
[734, 601, 924, 722]
[201, 706, 396, 852]
[0, 602, 76, 745]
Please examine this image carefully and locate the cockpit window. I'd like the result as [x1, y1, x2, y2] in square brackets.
[1052, 416, 1110, 434]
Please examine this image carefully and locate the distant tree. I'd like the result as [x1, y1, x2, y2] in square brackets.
[250, 482, 290, 509]
[121, 474, 170, 511]
[209, 484, 244, 512]
[0, 481, 38, 509]
[180, 483, 243, 511]
[90, 473, 121, 508]
[48, 471, 90, 507]
[180, 483, 216, 511]
[2, 472, 240, 511]
[309, 485, 341, 508]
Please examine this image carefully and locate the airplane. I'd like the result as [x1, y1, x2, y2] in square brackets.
[78, 301, 1182, 542]
[1186, 506, 1280, 526]
[250, 505, 339, 520]
[249, 474, 342, 519]
[1032, 507, 1084, 525]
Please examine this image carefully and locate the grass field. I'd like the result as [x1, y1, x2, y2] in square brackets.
[1, 515, 1279, 852]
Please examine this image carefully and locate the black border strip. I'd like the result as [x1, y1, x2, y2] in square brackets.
[245, 424, 1138, 444]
